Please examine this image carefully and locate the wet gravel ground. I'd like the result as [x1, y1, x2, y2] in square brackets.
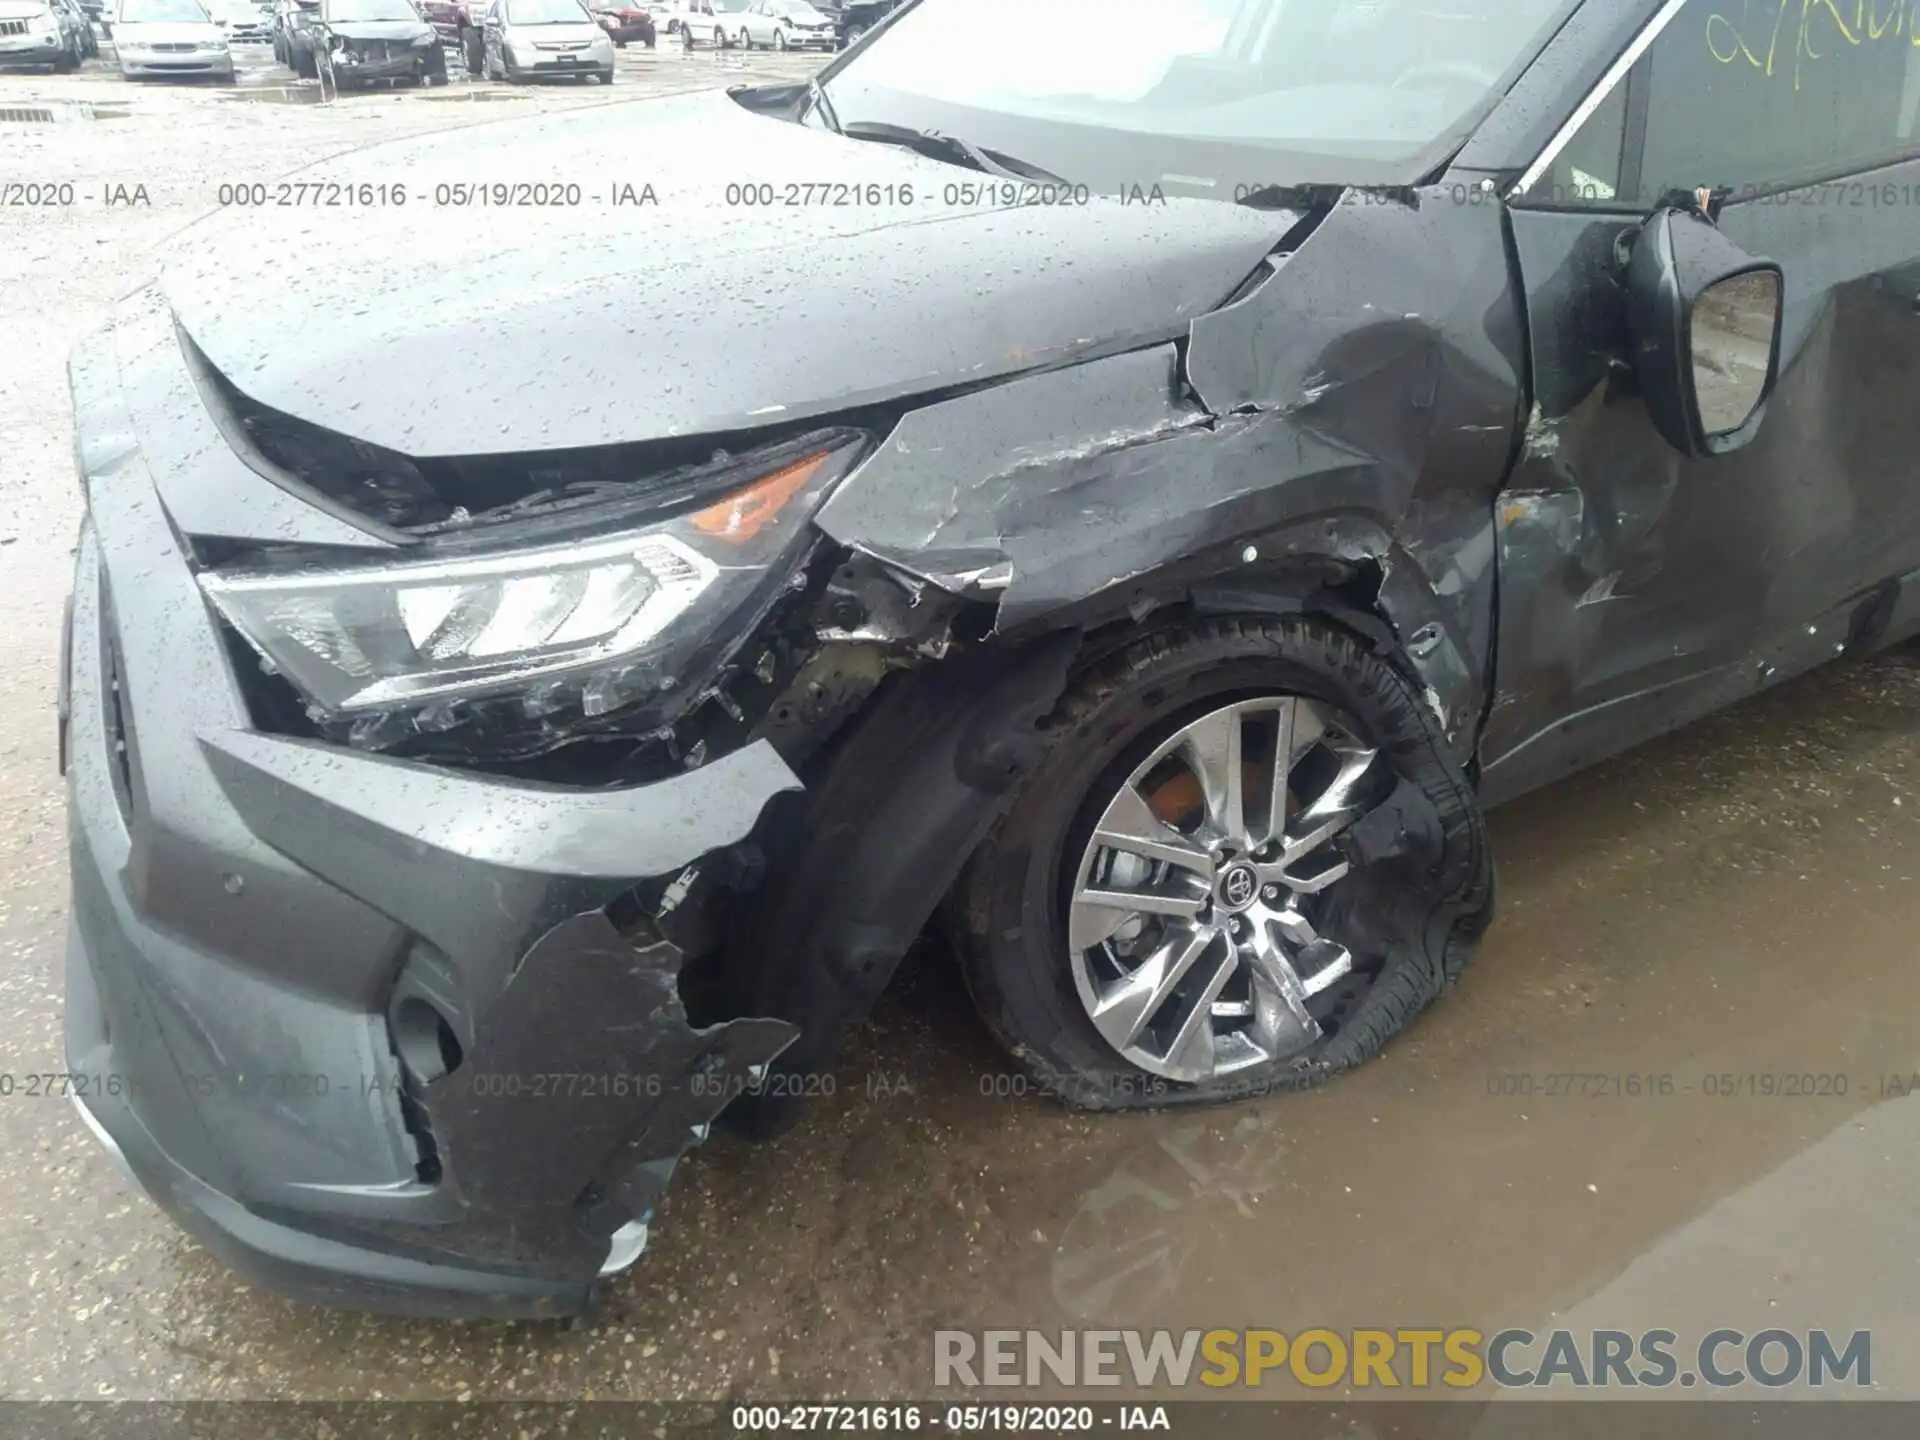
[3, 39, 1920, 1409]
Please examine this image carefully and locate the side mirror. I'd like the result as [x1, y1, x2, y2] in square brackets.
[326, 27, 341, 45]
[1626, 207, 1784, 458]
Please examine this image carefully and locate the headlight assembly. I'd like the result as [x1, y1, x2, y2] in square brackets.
[202, 431, 867, 741]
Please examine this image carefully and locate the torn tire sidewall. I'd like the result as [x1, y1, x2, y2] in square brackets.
[959, 614, 1494, 1112]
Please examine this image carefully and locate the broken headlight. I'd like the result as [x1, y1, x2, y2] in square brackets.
[202, 433, 866, 740]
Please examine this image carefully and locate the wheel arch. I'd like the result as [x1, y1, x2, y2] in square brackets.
[710, 551, 1447, 1136]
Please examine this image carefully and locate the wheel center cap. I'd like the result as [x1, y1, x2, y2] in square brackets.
[1218, 863, 1260, 912]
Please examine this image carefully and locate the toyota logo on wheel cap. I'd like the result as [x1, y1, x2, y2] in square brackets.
[1221, 864, 1259, 910]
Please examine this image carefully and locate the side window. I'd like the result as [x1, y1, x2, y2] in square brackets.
[1533, 77, 1631, 206]
[1531, 0, 1920, 209]
[1551, 0, 1920, 211]
[1638, 0, 1920, 200]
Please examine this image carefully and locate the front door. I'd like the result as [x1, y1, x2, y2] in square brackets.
[1482, 0, 1920, 804]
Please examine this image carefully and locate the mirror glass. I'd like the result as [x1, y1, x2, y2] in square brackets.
[1690, 270, 1780, 437]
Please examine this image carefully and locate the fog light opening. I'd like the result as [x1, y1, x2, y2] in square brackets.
[394, 997, 464, 1083]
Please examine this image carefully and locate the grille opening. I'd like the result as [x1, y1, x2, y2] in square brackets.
[393, 997, 464, 1083]
[99, 604, 141, 824]
[390, 998, 462, 1187]
[395, 1081, 443, 1186]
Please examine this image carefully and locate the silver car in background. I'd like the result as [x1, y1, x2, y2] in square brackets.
[114, 0, 235, 75]
[478, 0, 611, 81]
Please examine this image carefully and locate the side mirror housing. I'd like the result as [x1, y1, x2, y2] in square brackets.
[1626, 207, 1784, 458]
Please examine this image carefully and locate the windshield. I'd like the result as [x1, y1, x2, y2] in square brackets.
[118, 0, 210, 20]
[771, 0, 821, 15]
[504, 0, 584, 18]
[824, 0, 1578, 194]
[709, 0, 747, 11]
[327, 0, 417, 18]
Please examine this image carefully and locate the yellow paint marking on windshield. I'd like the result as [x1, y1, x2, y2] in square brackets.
[1706, 0, 1919, 87]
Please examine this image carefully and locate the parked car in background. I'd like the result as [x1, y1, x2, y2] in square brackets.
[417, 0, 478, 69]
[271, 0, 317, 66]
[831, 0, 892, 47]
[0, 0, 77, 68]
[113, 0, 233, 76]
[646, 0, 688, 32]
[311, 0, 443, 86]
[677, 0, 745, 47]
[582, 0, 650, 46]
[734, 0, 829, 49]
[51, 0, 95, 57]
[206, 0, 267, 40]
[479, 0, 611, 81]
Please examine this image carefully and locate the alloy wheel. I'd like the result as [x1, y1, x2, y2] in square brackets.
[1067, 696, 1383, 1082]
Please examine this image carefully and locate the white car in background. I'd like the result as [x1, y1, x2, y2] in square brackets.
[645, 0, 688, 31]
[674, 0, 743, 47]
[734, 0, 827, 48]
[0, 0, 79, 71]
[206, 0, 268, 39]
[114, 0, 235, 74]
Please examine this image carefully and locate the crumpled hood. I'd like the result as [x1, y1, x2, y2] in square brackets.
[160, 90, 1288, 458]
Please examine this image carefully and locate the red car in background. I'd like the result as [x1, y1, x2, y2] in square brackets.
[417, 0, 481, 68]
[583, 0, 652, 44]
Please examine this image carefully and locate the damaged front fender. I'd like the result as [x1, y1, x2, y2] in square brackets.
[814, 187, 1527, 761]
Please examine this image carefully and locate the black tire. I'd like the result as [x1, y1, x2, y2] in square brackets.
[772, 25, 785, 48]
[952, 615, 1493, 1112]
[501, 47, 519, 80]
[53, 42, 77, 71]
[597, 63, 613, 82]
[461, 26, 480, 71]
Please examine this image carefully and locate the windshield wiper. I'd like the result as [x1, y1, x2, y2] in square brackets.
[839, 120, 1067, 185]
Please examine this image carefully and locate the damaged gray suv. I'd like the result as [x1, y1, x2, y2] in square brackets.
[63, 0, 1920, 1316]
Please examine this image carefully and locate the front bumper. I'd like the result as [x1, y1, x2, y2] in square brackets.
[333, 46, 436, 78]
[118, 50, 234, 74]
[514, 45, 610, 69]
[0, 34, 63, 62]
[62, 293, 803, 1317]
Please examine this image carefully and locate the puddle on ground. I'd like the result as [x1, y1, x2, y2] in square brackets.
[417, 89, 531, 101]
[218, 83, 325, 105]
